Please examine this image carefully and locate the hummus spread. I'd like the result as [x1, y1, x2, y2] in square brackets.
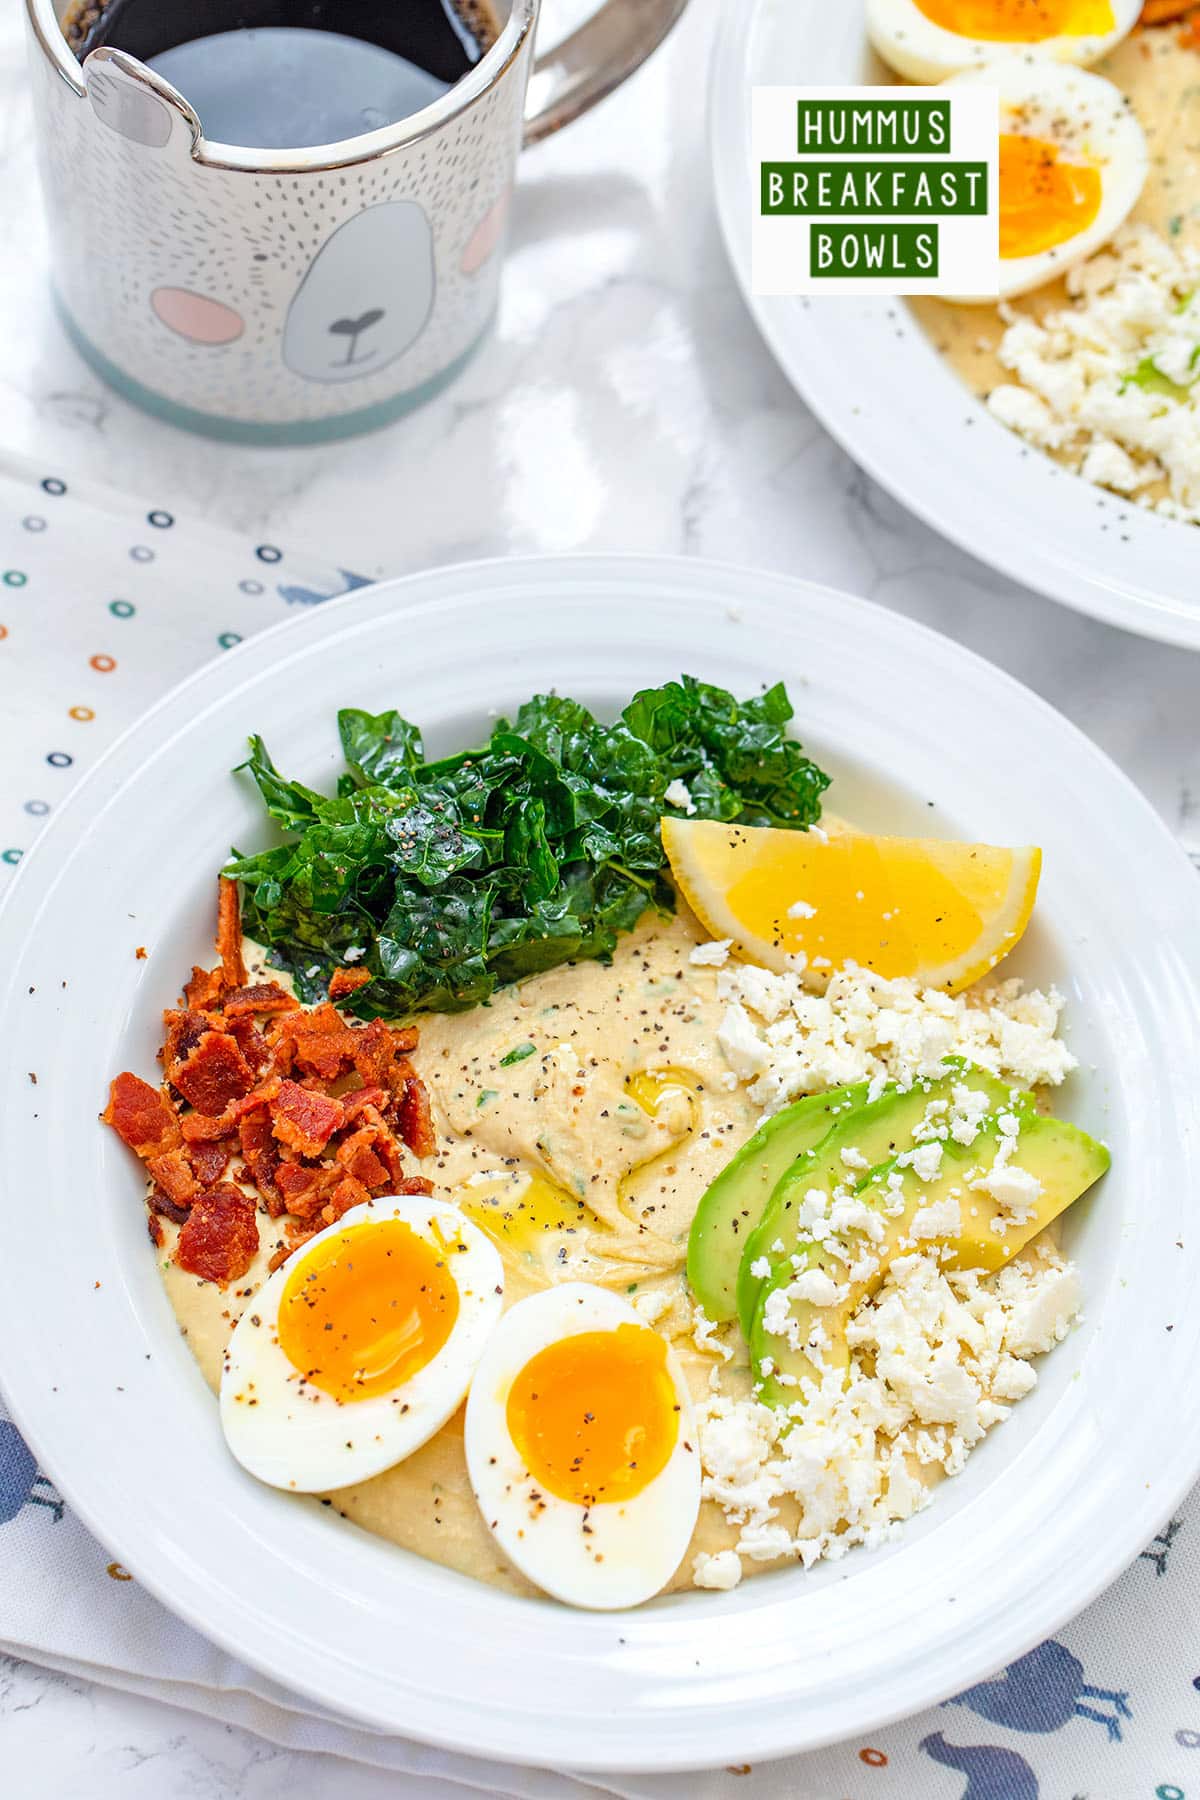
[159, 911, 767, 1596]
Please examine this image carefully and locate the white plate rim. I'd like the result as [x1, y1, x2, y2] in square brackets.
[1, 551, 1199, 1772]
[708, 0, 1200, 652]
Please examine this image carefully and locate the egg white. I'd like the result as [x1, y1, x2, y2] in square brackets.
[464, 1283, 701, 1610]
[220, 1197, 504, 1493]
[867, 0, 1141, 83]
[945, 61, 1147, 301]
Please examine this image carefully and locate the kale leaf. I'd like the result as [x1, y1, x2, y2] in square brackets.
[225, 677, 829, 1016]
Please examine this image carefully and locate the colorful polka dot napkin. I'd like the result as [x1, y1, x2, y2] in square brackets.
[1, 448, 1199, 1800]
[0, 450, 369, 888]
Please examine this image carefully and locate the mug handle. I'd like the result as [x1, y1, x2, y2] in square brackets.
[522, 0, 689, 146]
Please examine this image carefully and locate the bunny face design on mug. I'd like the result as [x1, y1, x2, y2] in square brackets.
[283, 203, 435, 384]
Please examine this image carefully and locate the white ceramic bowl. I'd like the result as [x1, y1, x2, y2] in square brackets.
[1, 555, 1198, 1771]
[709, 0, 1200, 649]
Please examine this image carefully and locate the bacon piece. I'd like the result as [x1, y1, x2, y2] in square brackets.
[268, 1003, 360, 1082]
[222, 982, 300, 1019]
[148, 1212, 164, 1248]
[181, 1107, 238, 1143]
[335, 1128, 392, 1192]
[340, 1085, 390, 1125]
[148, 1187, 192, 1227]
[145, 1147, 199, 1207]
[1140, 0, 1195, 22]
[162, 1009, 218, 1081]
[226, 1014, 274, 1076]
[328, 966, 373, 1002]
[392, 1174, 435, 1198]
[351, 1018, 418, 1089]
[395, 1071, 436, 1160]
[187, 1139, 229, 1187]
[171, 1029, 255, 1116]
[320, 1173, 371, 1226]
[274, 1160, 338, 1220]
[174, 1184, 259, 1286]
[270, 1080, 345, 1157]
[103, 1073, 181, 1159]
[217, 877, 247, 989]
[183, 964, 225, 1011]
[239, 1106, 283, 1210]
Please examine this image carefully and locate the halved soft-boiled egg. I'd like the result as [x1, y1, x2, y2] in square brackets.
[220, 1197, 503, 1492]
[867, 0, 1141, 83]
[464, 1284, 700, 1609]
[947, 62, 1148, 300]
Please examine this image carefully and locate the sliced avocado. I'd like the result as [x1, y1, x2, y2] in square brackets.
[750, 1100, 1109, 1411]
[686, 1083, 866, 1322]
[735, 1059, 1030, 1339]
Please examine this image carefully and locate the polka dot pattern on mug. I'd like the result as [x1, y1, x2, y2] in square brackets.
[0, 451, 369, 896]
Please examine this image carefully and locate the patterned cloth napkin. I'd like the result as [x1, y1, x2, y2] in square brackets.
[1, 448, 1198, 1800]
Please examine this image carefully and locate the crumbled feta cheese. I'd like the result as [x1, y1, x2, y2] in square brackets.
[749, 1256, 772, 1280]
[790, 1269, 841, 1308]
[898, 1140, 944, 1183]
[713, 959, 1074, 1116]
[665, 779, 697, 815]
[787, 899, 817, 920]
[910, 1196, 963, 1241]
[692, 1548, 742, 1590]
[693, 1242, 1077, 1582]
[691, 1304, 734, 1362]
[840, 1146, 870, 1171]
[689, 938, 732, 968]
[987, 222, 1200, 523]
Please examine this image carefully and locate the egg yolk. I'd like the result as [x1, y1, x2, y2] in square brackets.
[278, 1219, 459, 1403]
[914, 0, 1114, 39]
[506, 1323, 680, 1506]
[999, 132, 1103, 259]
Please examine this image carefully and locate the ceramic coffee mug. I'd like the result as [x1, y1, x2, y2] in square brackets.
[24, 0, 685, 443]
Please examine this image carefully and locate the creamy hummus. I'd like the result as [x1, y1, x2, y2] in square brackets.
[159, 911, 769, 1596]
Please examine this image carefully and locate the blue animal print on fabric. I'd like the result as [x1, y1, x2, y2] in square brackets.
[949, 1641, 1132, 1742]
[1140, 1519, 1184, 1577]
[920, 1732, 1039, 1800]
[277, 569, 372, 607]
[0, 1421, 64, 1524]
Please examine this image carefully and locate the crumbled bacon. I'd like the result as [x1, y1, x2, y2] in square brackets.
[103, 1073, 181, 1158]
[271, 1081, 345, 1157]
[328, 965, 373, 1001]
[171, 1028, 255, 1116]
[1140, 0, 1195, 20]
[145, 1148, 199, 1207]
[396, 1072, 437, 1160]
[222, 982, 299, 1018]
[226, 1014, 274, 1076]
[106, 878, 437, 1287]
[175, 1184, 259, 1286]
[183, 964, 225, 1011]
[187, 1139, 229, 1187]
[217, 877, 247, 989]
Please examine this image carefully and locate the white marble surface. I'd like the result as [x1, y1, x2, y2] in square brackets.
[1, 0, 1198, 1790]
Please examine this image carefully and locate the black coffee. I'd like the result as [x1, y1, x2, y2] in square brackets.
[63, 0, 502, 148]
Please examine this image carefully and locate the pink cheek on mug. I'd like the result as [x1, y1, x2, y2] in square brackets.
[150, 287, 245, 345]
[460, 192, 511, 276]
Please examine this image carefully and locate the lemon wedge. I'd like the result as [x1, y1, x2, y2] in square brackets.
[662, 816, 1041, 994]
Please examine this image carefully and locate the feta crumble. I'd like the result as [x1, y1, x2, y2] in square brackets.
[987, 222, 1200, 524]
[712, 960, 1074, 1114]
[692, 1243, 1079, 1585]
[665, 779, 697, 815]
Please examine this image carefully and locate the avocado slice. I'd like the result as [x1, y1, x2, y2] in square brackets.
[735, 1060, 1031, 1338]
[686, 1083, 867, 1322]
[750, 1101, 1109, 1411]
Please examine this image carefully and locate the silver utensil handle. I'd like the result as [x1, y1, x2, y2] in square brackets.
[523, 0, 688, 145]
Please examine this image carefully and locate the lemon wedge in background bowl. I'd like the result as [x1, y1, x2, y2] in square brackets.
[661, 815, 1041, 994]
